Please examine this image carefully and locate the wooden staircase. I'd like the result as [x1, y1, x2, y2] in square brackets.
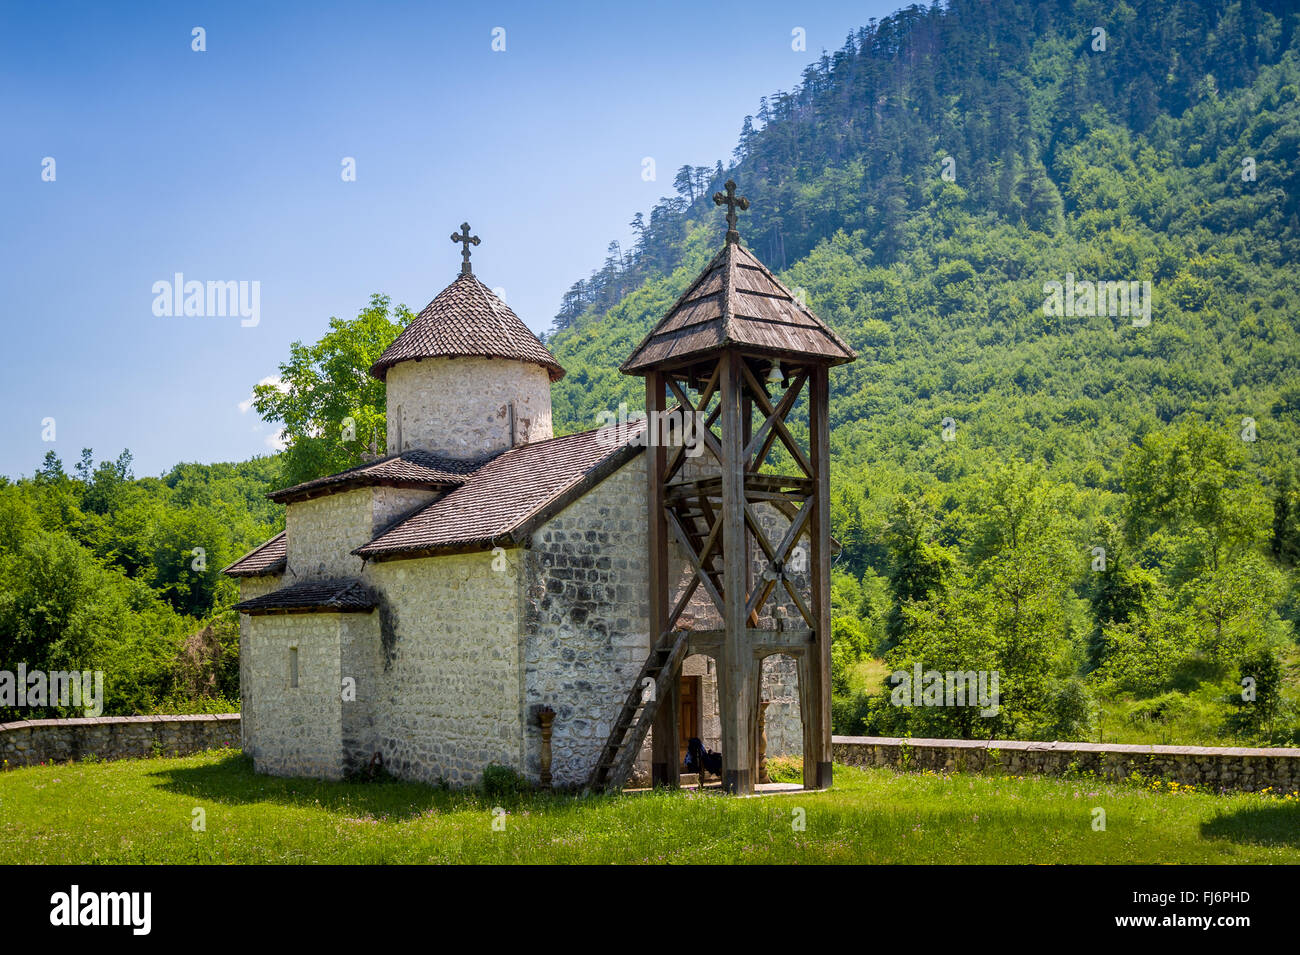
[588, 629, 689, 792]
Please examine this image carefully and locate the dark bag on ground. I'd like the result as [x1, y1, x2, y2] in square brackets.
[684, 737, 722, 775]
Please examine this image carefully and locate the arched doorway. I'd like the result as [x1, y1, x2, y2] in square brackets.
[754, 651, 804, 786]
[678, 652, 720, 778]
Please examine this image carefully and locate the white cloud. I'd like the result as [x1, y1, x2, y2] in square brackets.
[264, 428, 288, 451]
[239, 375, 287, 414]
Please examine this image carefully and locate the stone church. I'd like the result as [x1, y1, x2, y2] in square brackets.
[224, 204, 853, 790]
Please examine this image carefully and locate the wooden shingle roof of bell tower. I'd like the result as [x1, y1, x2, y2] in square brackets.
[619, 239, 856, 374]
[619, 181, 854, 376]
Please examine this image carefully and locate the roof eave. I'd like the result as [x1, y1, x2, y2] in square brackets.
[268, 477, 460, 506]
[354, 537, 525, 563]
[619, 245, 731, 377]
[622, 342, 854, 376]
[223, 558, 287, 579]
[219, 531, 288, 577]
[503, 440, 644, 544]
[237, 604, 376, 616]
[372, 353, 565, 383]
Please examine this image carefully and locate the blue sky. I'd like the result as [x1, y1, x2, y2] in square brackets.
[1, 0, 902, 478]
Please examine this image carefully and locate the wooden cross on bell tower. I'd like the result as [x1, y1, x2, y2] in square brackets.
[451, 222, 480, 275]
[713, 180, 749, 244]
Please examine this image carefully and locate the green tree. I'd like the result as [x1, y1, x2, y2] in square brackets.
[253, 293, 412, 486]
[1184, 555, 1285, 670]
[1094, 606, 1188, 696]
[963, 462, 1079, 735]
[1121, 420, 1270, 576]
[1084, 518, 1164, 670]
[884, 589, 999, 739]
[882, 495, 956, 648]
[1225, 647, 1286, 740]
[1271, 464, 1300, 566]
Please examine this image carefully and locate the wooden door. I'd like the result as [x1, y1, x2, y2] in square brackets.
[679, 675, 701, 767]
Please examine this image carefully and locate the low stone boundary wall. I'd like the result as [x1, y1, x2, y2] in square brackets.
[6, 720, 1296, 791]
[0, 714, 240, 768]
[832, 735, 1300, 793]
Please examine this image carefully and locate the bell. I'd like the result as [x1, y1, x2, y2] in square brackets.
[765, 360, 783, 385]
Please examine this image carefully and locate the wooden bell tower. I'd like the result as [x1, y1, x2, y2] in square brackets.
[619, 181, 856, 795]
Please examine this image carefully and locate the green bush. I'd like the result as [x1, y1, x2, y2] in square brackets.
[1045, 679, 1095, 740]
[1126, 691, 1193, 728]
[1223, 648, 1286, 739]
[764, 754, 803, 784]
[480, 764, 529, 798]
[831, 692, 873, 735]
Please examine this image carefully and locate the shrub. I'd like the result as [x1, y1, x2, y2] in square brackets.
[480, 764, 529, 798]
[1223, 648, 1285, 739]
[831, 692, 872, 735]
[764, 755, 802, 784]
[1046, 678, 1095, 740]
[1126, 691, 1192, 728]
[830, 641, 856, 695]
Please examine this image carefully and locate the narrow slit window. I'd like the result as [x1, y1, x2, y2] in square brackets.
[289, 647, 299, 688]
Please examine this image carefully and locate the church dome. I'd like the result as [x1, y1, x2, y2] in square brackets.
[369, 271, 564, 382]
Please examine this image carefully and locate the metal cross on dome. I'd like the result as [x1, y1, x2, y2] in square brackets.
[713, 180, 749, 244]
[451, 222, 480, 275]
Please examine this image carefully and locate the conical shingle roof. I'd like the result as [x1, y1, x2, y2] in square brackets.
[370, 272, 565, 382]
[619, 241, 855, 374]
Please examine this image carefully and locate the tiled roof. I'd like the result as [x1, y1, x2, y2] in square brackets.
[233, 579, 377, 615]
[267, 449, 481, 504]
[620, 241, 856, 374]
[221, 531, 287, 577]
[369, 271, 565, 382]
[355, 425, 642, 559]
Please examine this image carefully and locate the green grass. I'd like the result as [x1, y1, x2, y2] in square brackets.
[1098, 690, 1238, 747]
[844, 656, 890, 697]
[2, 750, 1299, 863]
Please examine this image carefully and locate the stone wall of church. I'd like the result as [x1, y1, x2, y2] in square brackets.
[522, 456, 653, 788]
[285, 489, 372, 579]
[364, 553, 525, 786]
[761, 654, 802, 758]
[285, 486, 434, 581]
[750, 496, 809, 760]
[236, 575, 282, 754]
[372, 486, 439, 534]
[340, 611, 381, 775]
[385, 357, 553, 459]
[241, 613, 345, 779]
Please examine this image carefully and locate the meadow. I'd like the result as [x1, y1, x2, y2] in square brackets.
[2, 750, 1297, 864]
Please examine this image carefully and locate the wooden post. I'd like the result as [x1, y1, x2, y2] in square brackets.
[537, 706, 555, 790]
[743, 385, 754, 628]
[720, 352, 754, 794]
[807, 365, 833, 790]
[743, 384, 759, 781]
[749, 658, 763, 784]
[758, 699, 772, 784]
[647, 371, 679, 788]
[796, 650, 815, 788]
